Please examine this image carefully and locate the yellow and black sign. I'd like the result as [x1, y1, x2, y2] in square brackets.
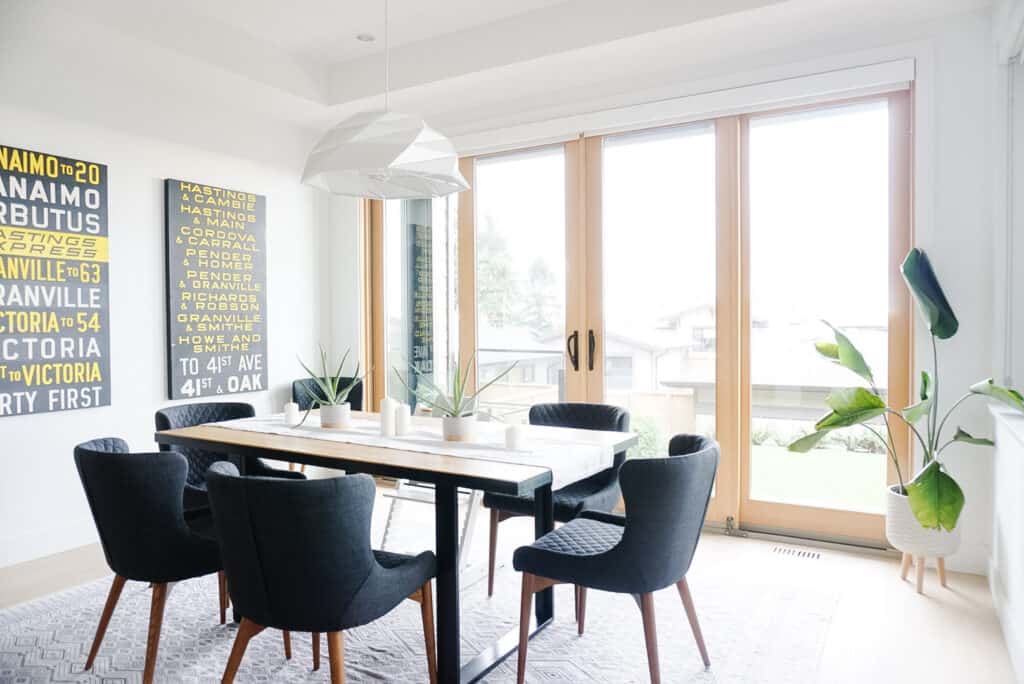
[165, 179, 267, 399]
[0, 144, 111, 417]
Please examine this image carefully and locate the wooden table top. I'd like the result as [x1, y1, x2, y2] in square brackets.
[155, 411, 638, 496]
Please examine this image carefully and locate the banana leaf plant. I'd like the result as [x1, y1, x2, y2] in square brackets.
[294, 345, 362, 425]
[789, 248, 1024, 531]
[393, 353, 516, 417]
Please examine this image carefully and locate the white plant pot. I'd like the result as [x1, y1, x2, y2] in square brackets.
[885, 485, 961, 558]
[442, 414, 476, 442]
[319, 403, 351, 429]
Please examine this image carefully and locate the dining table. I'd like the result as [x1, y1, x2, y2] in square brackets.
[155, 409, 638, 683]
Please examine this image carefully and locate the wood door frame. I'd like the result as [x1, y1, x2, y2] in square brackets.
[736, 90, 913, 545]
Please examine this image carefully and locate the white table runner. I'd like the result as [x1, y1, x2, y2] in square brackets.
[213, 414, 613, 490]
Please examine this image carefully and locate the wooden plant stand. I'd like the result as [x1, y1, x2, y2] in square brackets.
[900, 552, 948, 594]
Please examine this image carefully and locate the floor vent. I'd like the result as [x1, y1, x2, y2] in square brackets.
[773, 546, 821, 560]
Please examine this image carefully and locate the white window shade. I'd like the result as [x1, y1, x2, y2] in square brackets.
[453, 59, 915, 157]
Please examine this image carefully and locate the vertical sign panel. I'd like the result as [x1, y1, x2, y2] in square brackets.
[0, 144, 110, 417]
[165, 179, 267, 399]
[406, 223, 433, 409]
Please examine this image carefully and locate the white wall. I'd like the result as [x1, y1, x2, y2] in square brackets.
[0, 3, 334, 568]
[0, 104, 328, 567]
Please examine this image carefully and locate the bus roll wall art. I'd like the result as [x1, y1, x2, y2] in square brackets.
[165, 179, 267, 399]
[0, 144, 111, 417]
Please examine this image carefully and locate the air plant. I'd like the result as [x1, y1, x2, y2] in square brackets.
[295, 345, 362, 425]
[393, 353, 516, 417]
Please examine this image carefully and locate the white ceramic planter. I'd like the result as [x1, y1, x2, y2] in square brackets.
[885, 485, 961, 558]
[442, 414, 476, 442]
[320, 403, 351, 429]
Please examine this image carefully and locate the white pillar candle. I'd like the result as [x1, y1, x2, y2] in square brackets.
[396, 403, 412, 435]
[506, 424, 525, 450]
[284, 402, 300, 425]
[380, 398, 397, 437]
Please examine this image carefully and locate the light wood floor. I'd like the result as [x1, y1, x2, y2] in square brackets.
[1, 513, 1014, 682]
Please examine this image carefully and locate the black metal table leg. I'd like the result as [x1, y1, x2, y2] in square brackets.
[435, 482, 461, 683]
[533, 483, 554, 623]
[459, 482, 555, 683]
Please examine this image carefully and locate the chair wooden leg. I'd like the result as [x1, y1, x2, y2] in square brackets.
[282, 630, 292, 659]
[915, 556, 926, 594]
[639, 593, 660, 684]
[676, 578, 710, 668]
[937, 557, 947, 587]
[899, 552, 912, 581]
[488, 508, 499, 597]
[577, 586, 587, 636]
[221, 617, 265, 683]
[419, 581, 438, 684]
[85, 574, 126, 670]
[218, 571, 228, 625]
[143, 583, 169, 684]
[326, 631, 345, 684]
[517, 573, 534, 684]
[312, 632, 321, 670]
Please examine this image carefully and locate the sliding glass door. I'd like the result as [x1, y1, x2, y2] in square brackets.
[447, 91, 911, 544]
[596, 124, 718, 455]
[470, 147, 573, 421]
[740, 97, 910, 541]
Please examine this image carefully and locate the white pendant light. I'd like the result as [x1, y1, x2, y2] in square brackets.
[302, 0, 468, 199]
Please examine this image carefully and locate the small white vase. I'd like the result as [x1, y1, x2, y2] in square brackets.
[442, 414, 476, 442]
[320, 403, 351, 429]
[885, 485, 961, 558]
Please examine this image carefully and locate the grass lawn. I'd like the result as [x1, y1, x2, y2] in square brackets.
[749, 445, 887, 514]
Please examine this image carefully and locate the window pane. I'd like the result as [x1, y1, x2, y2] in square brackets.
[384, 198, 456, 410]
[602, 123, 717, 456]
[748, 101, 889, 514]
[474, 148, 566, 422]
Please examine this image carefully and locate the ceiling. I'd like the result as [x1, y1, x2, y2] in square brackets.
[171, 0, 573, 65]
[4, 0, 995, 163]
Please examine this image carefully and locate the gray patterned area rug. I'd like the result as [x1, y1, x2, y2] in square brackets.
[0, 511, 837, 683]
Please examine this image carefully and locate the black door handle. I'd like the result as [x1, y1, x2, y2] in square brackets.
[587, 329, 596, 371]
[567, 330, 579, 371]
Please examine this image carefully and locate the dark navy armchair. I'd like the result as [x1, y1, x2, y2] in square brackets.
[512, 434, 719, 683]
[483, 402, 629, 597]
[155, 402, 304, 517]
[74, 438, 225, 684]
[205, 463, 438, 683]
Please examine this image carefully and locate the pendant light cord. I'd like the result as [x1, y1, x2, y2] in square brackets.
[384, 0, 390, 112]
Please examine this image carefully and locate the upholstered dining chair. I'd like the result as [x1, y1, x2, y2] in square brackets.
[512, 434, 719, 684]
[292, 377, 363, 411]
[155, 402, 304, 517]
[74, 438, 227, 684]
[483, 402, 629, 597]
[205, 462, 438, 684]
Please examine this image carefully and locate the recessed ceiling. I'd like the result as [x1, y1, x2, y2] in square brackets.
[170, 0, 574, 65]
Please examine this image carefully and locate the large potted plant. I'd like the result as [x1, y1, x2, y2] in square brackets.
[297, 346, 362, 428]
[394, 353, 515, 441]
[789, 248, 1024, 565]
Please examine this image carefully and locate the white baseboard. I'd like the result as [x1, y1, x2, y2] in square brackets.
[0, 518, 98, 568]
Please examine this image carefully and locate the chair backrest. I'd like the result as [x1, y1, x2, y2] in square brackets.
[74, 438, 194, 581]
[205, 462, 377, 632]
[292, 377, 363, 412]
[154, 402, 255, 485]
[615, 435, 719, 592]
[529, 402, 630, 467]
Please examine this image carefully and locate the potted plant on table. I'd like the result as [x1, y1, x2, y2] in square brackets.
[789, 248, 1024, 585]
[297, 346, 362, 429]
[394, 353, 516, 441]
